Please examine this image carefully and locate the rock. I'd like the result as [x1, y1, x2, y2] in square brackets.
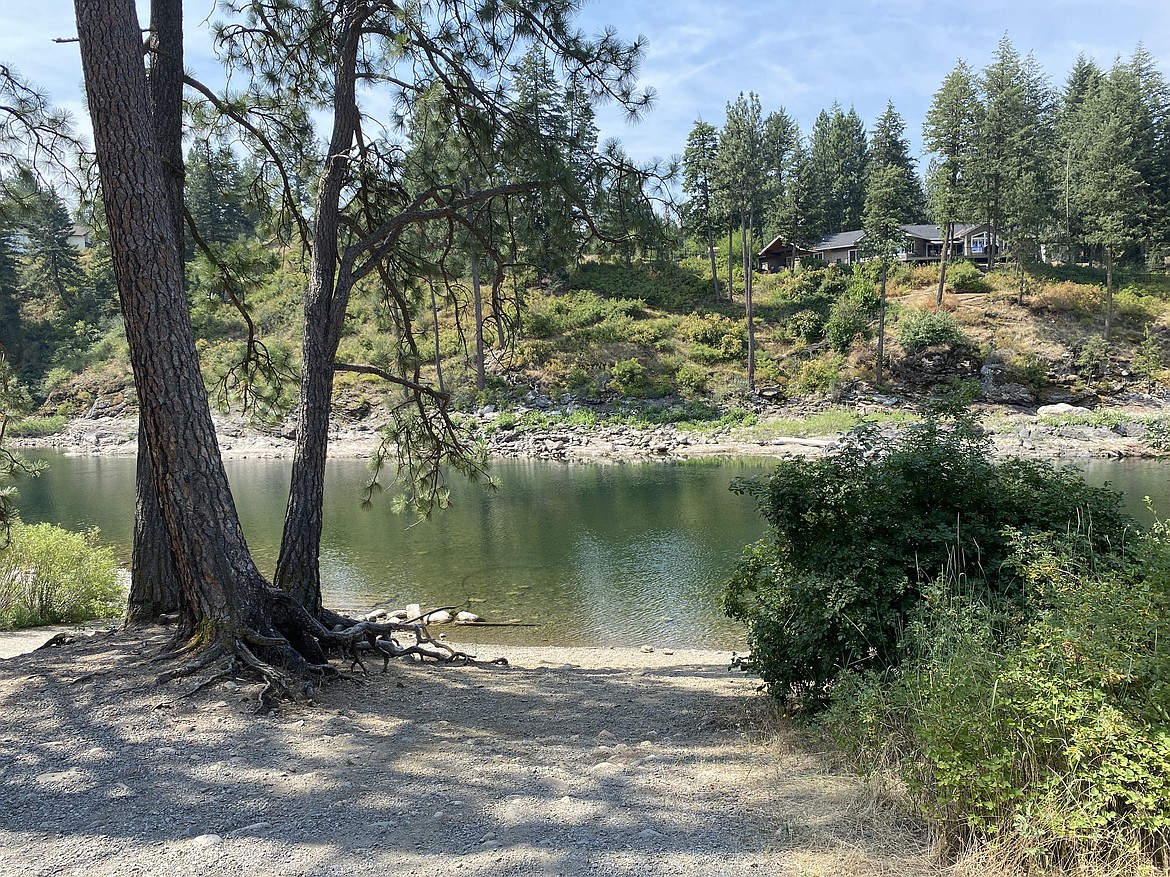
[639, 645, 655, 653]
[405, 603, 422, 621]
[386, 609, 409, 621]
[638, 828, 663, 838]
[192, 834, 223, 847]
[455, 611, 483, 624]
[424, 609, 452, 624]
[363, 608, 388, 621]
[1037, 403, 1092, 417]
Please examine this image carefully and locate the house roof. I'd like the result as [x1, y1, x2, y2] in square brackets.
[758, 234, 812, 258]
[812, 230, 866, 251]
[901, 223, 981, 242]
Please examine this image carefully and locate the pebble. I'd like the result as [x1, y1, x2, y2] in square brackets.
[192, 834, 223, 847]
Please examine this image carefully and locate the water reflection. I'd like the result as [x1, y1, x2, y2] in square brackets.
[16, 453, 773, 648]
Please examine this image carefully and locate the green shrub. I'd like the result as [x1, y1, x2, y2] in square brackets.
[785, 309, 824, 342]
[675, 362, 709, 396]
[609, 358, 647, 396]
[723, 413, 1133, 706]
[1076, 336, 1111, 377]
[791, 352, 846, 394]
[946, 259, 991, 293]
[895, 308, 966, 352]
[822, 529, 1170, 869]
[824, 297, 870, 353]
[0, 523, 122, 629]
[6, 416, 68, 438]
[568, 262, 709, 310]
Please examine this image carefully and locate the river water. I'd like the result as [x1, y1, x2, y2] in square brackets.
[13, 451, 1168, 649]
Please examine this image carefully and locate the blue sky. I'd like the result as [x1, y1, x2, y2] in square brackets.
[3, 0, 1169, 168]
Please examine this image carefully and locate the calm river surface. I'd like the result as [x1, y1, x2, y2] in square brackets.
[16, 453, 782, 648]
[14, 451, 1170, 649]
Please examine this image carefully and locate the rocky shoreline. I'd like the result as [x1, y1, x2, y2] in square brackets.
[12, 397, 1170, 465]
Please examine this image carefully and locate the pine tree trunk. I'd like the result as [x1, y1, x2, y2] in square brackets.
[936, 220, 952, 307]
[128, 0, 184, 625]
[76, 0, 274, 647]
[876, 261, 887, 386]
[1104, 247, 1114, 340]
[274, 10, 364, 614]
[727, 226, 734, 302]
[745, 209, 756, 390]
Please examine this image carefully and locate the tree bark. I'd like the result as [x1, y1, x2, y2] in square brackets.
[76, 0, 277, 650]
[273, 9, 365, 613]
[744, 209, 756, 390]
[876, 260, 887, 386]
[128, 0, 184, 625]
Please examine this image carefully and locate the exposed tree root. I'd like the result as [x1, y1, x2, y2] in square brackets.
[152, 588, 506, 709]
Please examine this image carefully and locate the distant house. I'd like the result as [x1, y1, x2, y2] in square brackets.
[67, 223, 93, 250]
[756, 234, 813, 272]
[756, 223, 998, 270]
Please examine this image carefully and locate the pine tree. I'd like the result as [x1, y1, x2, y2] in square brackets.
[681, 119, 720, 294]
[868, 101, 927, 222]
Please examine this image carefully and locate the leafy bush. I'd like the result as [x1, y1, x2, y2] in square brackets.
[675, 362, 709, 396]
[946, 259, 991, 293]
[823, 529, 1170, 870]
[568, 262, 709, 310]
[1076, 336, 1111, 377]
[678, 312, 746, 363]
[825, 297, 870, 353]
[791, 352, 845, 394]
[0, 523, 122, 629]
[609, 358, 647, 396]
[785, 309, 824, 342]
[6, 416, 68, 438]
[895, 308, 966, 352]
[723, 413, 1133, 705]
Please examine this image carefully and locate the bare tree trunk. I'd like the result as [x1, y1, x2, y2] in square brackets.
[705, 209, 718, 297]
[727, 226, 734, 302]
[274, 9, 365, 613]
[936, 220, 953, 307]
[76, 0, 278, 650]
[1104, 246, 1114, 340]
[128, 0, 183, 625]
[876, 260, 887, 386]
[744, 209, 756, 390]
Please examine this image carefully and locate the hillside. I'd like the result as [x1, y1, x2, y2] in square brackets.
[11, 257, 1170, 441]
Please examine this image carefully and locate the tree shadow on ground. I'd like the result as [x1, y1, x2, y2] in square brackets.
[0, 628, 941, 877]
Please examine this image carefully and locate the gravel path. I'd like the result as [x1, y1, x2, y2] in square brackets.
[0, 628, 940, 877]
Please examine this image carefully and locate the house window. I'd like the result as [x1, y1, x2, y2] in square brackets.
[970, 233, 987, 254]
[848, 249, 858, 264]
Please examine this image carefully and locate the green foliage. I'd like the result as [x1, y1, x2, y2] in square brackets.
[0, 523, 122, 628]
[945, 259, 991, 293]
[677, 312, 746, 363]
[523, 291, 645, 340]
[823, 268, 876, 353]
[609, 358, 646, 396]
[724, 413, 1133, 705]
[895, 308, 966, 352]
[822, 528, 1170, 869]
[785, 309, 824, 342]
[791, 352, 846, 394]
[1076, 336, 1111, 376]
[5, 415, 67, 437]
[675, 362, 709, 396]
[567, 262, 709, 311]
[1134, 324, 1164, 391]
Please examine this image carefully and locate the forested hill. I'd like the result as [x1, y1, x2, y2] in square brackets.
[3, 181, 1170, 433]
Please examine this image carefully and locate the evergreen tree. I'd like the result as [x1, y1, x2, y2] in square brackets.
[924, 60, 982, 303]
[802, 103, 868, 239]
[681, 118, 720, 293]
[1056, 54, 1104, 260]
[1068, 61, 1149, 337]
[868, 101, 927, 222]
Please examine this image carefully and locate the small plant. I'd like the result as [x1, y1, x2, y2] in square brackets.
[0, 523, 122, 629]
[1133, 324, 1165, 392]
[792, 352, 846, 394]
[945, 259, 991, 293]
[5, 416, 68, 438]
[895, 308, 965, 352]
[675, 362, 709, 396]
[785, 309, 824, 342]
[609, 358, 647, 397]
[1075, 336, 1110, 377]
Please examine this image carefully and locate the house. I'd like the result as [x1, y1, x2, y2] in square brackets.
[67, 223, 93, 250]
[756, 234, 813, 272]
[757, 223, 998, 270]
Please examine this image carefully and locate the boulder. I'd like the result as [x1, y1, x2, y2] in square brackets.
[1037, 403, 1092, 417]
[455, 611, 483, 624]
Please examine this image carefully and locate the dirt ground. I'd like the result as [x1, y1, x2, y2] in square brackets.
[0, 627, 943, 877]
